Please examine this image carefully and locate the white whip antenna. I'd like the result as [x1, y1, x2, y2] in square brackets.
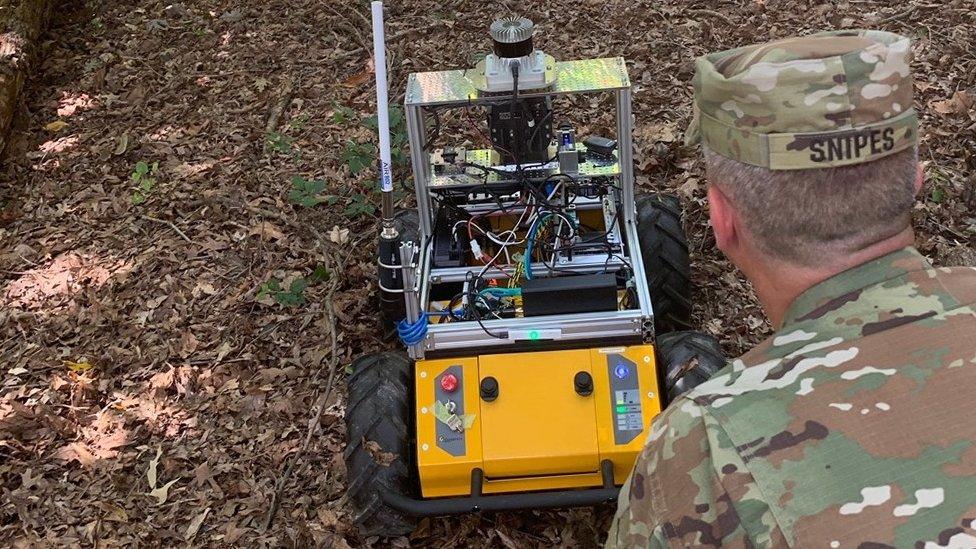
[371, 1, 394, 199]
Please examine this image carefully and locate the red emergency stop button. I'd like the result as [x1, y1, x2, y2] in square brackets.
[440, 373, 459, 393]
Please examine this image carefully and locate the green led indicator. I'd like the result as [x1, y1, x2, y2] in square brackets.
[615, 405, 628, 413]
[528, 330, 540, 340]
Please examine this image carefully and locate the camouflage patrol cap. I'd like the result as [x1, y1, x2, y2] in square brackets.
[688, 30, 918, 170]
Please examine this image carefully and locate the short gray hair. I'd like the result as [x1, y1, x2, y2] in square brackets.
[703, 146, 918, 267]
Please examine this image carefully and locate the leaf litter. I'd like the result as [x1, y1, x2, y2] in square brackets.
[0, 0, 973, 546]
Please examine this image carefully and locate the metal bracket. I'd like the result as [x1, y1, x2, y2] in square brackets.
[399, 242, 425, 359]
[383, 460, 618, 516]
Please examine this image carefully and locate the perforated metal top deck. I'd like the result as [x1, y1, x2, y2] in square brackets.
[405, 57, 631, 107]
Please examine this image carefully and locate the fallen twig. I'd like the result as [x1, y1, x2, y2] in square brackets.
[325, 2, 371, 32]
[688, 8, 736, 27]
[143, 215, 195, 244]
[262, 233, 371, 530]
[264, 79, 295, 140]
[322, 3, 371, 52]
[878, 3, 920, 24]
[211, 196, 294, 225]
[331, 27, 417, 63]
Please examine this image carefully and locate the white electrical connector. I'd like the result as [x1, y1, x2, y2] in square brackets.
[470, 239, 483, 260]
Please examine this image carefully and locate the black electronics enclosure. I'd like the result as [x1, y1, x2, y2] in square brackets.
[583, 135, 618, 158]
[488, 98, 553, 164]
[521, 273, 618, 317]
[432, 204, 469, 268]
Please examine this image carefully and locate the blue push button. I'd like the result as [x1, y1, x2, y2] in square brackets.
[614, 364, 630, 379]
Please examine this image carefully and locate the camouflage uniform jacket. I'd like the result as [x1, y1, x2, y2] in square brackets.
[607, 247, 976, 547]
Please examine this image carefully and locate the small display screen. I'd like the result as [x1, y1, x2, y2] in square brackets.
[615, 389, 639, 405]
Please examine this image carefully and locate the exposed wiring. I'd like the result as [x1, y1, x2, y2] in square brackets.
[479, 287, 522, 297]
[464, 272, 507, 339]
[464, 106, 515, 160]
[527, 108, 554, 152]
[418, 70, 636, 328]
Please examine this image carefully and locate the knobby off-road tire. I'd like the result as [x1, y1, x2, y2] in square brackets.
[344, 352, 417, 537]
[656, 330, 726, 405]
[379, 209, 420, 329]
[635, 194, 692, 334]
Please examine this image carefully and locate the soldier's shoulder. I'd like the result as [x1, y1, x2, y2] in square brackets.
[922, 264, 976, 307]
[679, 326, 864, 412]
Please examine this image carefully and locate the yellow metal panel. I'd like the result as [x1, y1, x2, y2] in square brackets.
[592, 345, 663, 484]
[479, 349, 600, 477]
[415, 344, 664, 497]
[414, 357, 483, 498]
[482, 471, 604, 494]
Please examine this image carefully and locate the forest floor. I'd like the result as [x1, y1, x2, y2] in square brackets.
[0, 0, 973, 546]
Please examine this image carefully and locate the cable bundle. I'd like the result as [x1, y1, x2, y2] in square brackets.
[397, 312, 429, 346]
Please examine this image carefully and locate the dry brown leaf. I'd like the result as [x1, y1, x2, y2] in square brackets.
[215, 341, 233, 362]
[150, 368, 175, 392]
[149, 478, 178, 505]
[929, 91, 973, 115]
[645, 122, 678, 143]
[64, 359, 94, 372]
[147, 446, 162, 489]
[364, 438, 396, 466]
[55, 442, 98, 467]
[195, 281, 217, 295]
[193, 462, 213, 487]
[342, 69, 373, 88]
[185, 507, 210, 540]
[44, 120, 68, 132]
[98, 502, 129, 523]
[248, 221, 285, 241]
[317, 507, 340, 528]
[328, 225, 350, 244]
[114, 133, 130, 155]
[677, 177, 702, 199]
[223, 523, 246, 544]
[179, 331, 200, 358]
[94, 429, 129, 453]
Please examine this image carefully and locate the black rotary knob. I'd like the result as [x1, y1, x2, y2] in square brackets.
[480, 376, 499, 402]
[574, 371, 593, 396]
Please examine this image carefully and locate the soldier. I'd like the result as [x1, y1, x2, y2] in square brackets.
[608, 31, 976, 547]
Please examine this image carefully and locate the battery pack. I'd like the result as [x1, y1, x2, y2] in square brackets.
[521, 273, 618, 317]
[583, 135, 617, 158]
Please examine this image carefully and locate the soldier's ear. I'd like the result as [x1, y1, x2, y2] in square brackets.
[914, 162, 924, 196]
[707, 184, 738, 254]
